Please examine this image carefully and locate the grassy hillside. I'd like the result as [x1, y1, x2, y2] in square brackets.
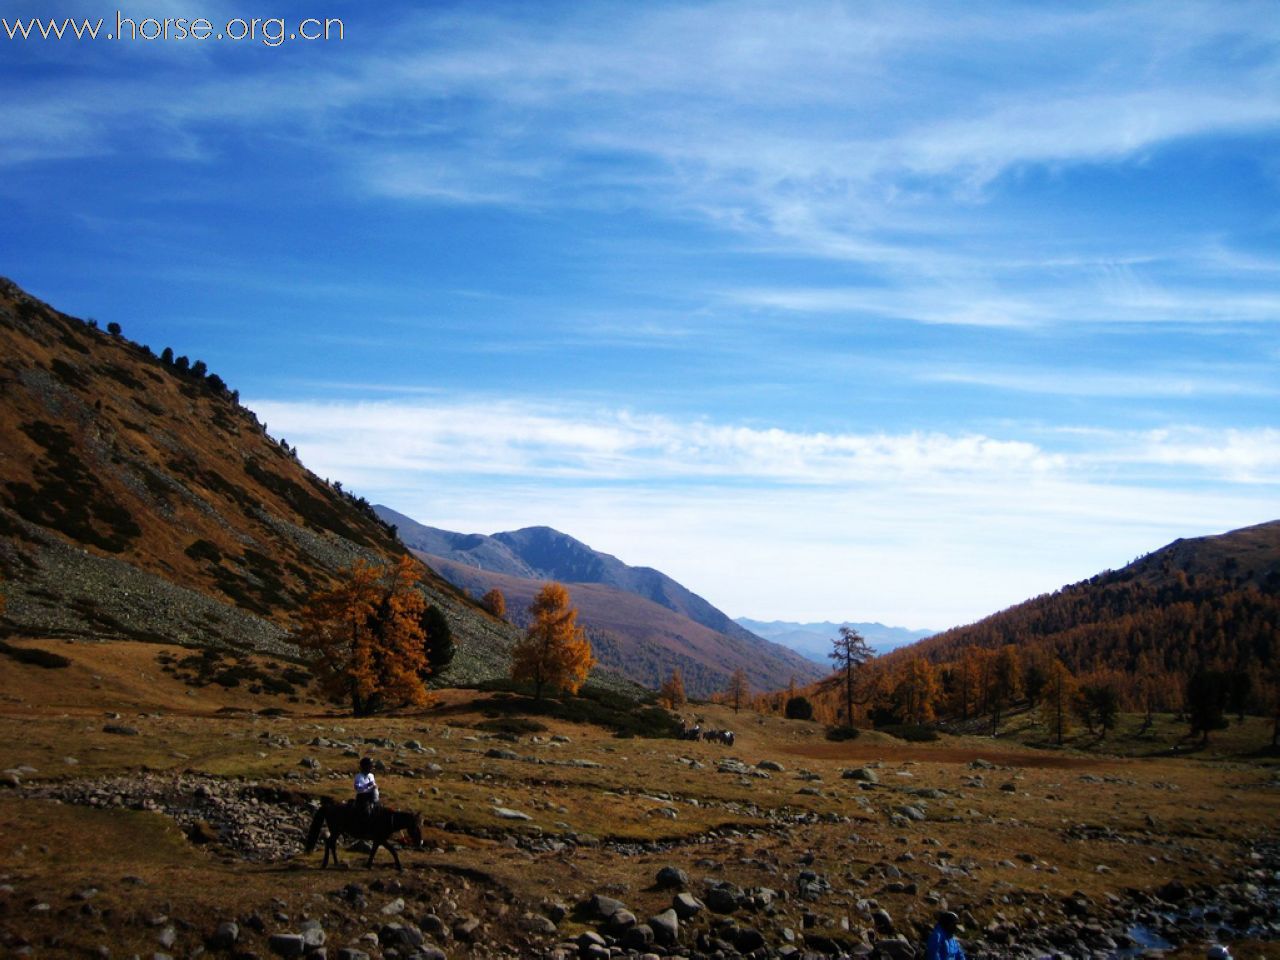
[0, 278, 516, 681]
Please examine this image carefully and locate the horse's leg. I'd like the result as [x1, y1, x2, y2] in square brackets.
[387, 841, 403, 873]
[366, 839, 379, 868]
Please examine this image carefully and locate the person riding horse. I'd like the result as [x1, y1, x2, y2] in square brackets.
[354, 756, 379, 822]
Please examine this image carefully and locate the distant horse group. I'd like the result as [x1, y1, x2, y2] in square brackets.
[305, 798, 423, 872]
[680, 723, 734, 746]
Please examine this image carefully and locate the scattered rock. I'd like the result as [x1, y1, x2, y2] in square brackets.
[673, 893, 704, 919]
[377, 923, 423, 949]
[649, 909, 679, 945]
[655, 866, 689, 889]
[588, 894, 627, 920]
[268, 934, 305, 957]
[491, 806, 531, 821]
[207, 920, 239, 949]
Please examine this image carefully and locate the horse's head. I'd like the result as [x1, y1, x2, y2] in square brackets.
[407, 812, 424, 848]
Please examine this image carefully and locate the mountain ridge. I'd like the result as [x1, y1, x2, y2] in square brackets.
[377, 505, 824, 696]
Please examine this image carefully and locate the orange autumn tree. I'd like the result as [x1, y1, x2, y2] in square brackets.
[510, 582, 596, 700]
[1038, 657, 1078, 746]
[481, 588, 507, 620]
[294, 556, 431, 716]
[891, 655, 939, 724]
[659, 668, 687, 709]
[726, 667, 750, 714]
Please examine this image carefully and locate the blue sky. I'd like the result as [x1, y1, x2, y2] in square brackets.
[3, 1, 1278, 628]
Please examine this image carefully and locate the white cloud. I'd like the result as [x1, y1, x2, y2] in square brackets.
[252, 397, 1061, 485]
[249, 395, 1279, 626]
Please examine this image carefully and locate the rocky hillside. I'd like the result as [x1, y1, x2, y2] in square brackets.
[0, 278, 516, 682]
[378, 506, 823, 697]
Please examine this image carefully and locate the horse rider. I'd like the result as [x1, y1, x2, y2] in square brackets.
[354, 756, 380, 822]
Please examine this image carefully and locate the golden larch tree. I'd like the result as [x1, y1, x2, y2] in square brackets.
[726, 667, 750, 714]
[949, 646, 984, 721]
[893, 655, 939, 724]
[510, 582, 595, 699]
[294, 556, 431, 716]
[989, 644, 1023, 734]
[1038, 657, 1078, 746]
[659, 668, 687, 709]
[481, 588, 507, 620]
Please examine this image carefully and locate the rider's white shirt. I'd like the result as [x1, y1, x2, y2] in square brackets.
[354, 771, 379, 802]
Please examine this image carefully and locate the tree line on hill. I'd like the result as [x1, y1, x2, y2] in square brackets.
[734, 627, 1279, 748]
[84, 315, 396, 538]
[912, 562, 1278, 710]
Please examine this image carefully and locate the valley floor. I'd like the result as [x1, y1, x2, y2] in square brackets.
[1, 638, 1278, 960]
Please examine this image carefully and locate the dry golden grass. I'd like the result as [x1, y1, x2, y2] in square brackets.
[1, 639, 1277, 958]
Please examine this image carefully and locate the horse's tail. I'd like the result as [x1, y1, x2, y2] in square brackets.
[304, 802, 327, 853]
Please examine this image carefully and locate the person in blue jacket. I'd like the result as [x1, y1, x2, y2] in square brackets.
[926, 911, 966, 960]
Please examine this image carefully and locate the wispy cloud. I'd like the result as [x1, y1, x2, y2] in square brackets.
[921, 367, 1280, 400]
[252, 397, 1061, 485]
[248, 395, 1278, 626]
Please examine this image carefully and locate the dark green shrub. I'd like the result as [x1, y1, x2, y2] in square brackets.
[785, 696, 814, 720]
[468, 682, 682, 738]
[825, 725, 861, 742]
[184, 539, 222, 563]
[475, 717, 547, 735]
[879, 723, 939, 742]
[422, 604, 454, 673]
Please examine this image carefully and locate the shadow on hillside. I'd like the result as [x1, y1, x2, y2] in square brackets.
[434, 684, 683, 740]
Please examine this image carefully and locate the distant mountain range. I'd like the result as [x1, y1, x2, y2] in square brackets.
[376, 506, 824, 697]
[735, 618, 935, 664]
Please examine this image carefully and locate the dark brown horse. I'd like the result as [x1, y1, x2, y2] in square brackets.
[304, 799, 423, 871]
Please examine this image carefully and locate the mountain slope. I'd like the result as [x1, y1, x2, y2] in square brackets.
[413, 553, 817, 697]
[0, 278, 516, 680]
[898, 520, 1280, 681]
[377, 506, 823, 696]
[379, 506, 771, 647]
[736, 618, 934, 663]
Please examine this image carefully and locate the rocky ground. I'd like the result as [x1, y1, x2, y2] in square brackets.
[1, 641, 1278, 960]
